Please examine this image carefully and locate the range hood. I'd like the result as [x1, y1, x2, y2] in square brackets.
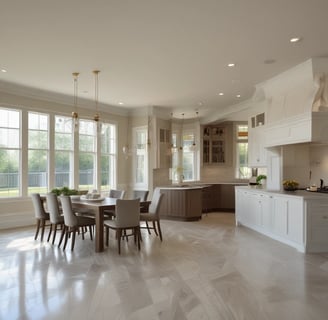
[253, 58, 328, 147]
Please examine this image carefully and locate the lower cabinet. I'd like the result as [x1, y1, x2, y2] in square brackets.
[306, 201, 328, 252]
[235, 187, 305, 252]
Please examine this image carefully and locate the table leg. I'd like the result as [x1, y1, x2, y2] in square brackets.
[95, 207, 104, 252]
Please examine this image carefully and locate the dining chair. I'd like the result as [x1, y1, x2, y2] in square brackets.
[31, 193, 50, 242]
[45, 193, 65, 245]
[104, 198, 141, 254]
[59, 196, 96, 251]
[133, 190, 149, 211]
[140, 188, 164, 241]
[104, 189, 126, 219]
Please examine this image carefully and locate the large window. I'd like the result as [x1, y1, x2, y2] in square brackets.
[0, 108, 20, 197]
[171, 129, 197, 183]
[0, 106, 118, 198]
[54, 115, 74, 188]
[133, 127, 148, 187]
[28, 112, 49, 194]
[100, 123, 116, 191]
[236, 124, 251, 179]
[79, 120, 96, 190]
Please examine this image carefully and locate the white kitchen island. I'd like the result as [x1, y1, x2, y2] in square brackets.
[235, 186, 328, 253]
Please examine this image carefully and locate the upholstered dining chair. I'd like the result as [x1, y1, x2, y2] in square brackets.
[45, 192, 65, 245]
[133, 190, 149, 214]
[104, 189, 126, 219]
[140, 188, 164, 241]
[59, 196, 95, 251]
[104, 198, 141, 254]
[31, 193, 50, 242]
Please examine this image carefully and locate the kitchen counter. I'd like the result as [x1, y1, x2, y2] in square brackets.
[235, 186, 328, 253]
[236, 185, 328, 200]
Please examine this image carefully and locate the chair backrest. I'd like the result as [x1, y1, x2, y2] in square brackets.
[149, 188, 164, 216]
[115, 199, 140, 228]
[31, 193, 48, 219]
[133, 190, 149, 202]
[46, 193, 62, 224]
[109, 189, 125, 199]
[59, 196, 78, 227]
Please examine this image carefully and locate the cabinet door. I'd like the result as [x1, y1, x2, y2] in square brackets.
[273, 196, 288, 237]
[248, 126, 267, 167]
[287, 198, 304, 244]
[273, 195, 303, 244]
[259, 194, 272, 231]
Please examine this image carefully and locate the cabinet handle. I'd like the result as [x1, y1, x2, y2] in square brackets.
[323, 216, 328, 219]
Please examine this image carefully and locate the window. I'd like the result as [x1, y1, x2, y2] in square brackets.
[171, 130, 197, 183]
[236, 124, 251, 179]
[79, 120, 96, 190]
[182, 132, 196, 181]
[100, 123, 116, 191]
[0, 108, 20, 197]
[28, 112, 49, 194]
[133, 127, 148, 187]
[54, 115, 74, 188]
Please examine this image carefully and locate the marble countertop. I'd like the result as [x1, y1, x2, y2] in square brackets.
[236, 185, 328, 200]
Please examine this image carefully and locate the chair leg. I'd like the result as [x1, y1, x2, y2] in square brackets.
[117, 229, 122, 254]
[157, 220, 163, 241]
[63, 228, 69, 250]
[137, 227, 141, 251]
[52, 224, 57, 245]
[145, 221, 151, 234]
[58, 226, 66, 248]
[34, 219, 41, 240]
[40, 219, 46, 241]
[152, 221, 158, 236]
[71, 229, 76, 251]
[89, 225, 93, 240]
[47, 224, 53, 242]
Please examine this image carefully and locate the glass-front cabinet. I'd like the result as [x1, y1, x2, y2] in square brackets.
[202, 126, 225, 165]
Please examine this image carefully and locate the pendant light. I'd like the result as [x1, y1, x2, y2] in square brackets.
[93, 70, 101, 132]
[122, 115, 134, 158]
[179, 113, 184, 151]
[189, 111, 198, 151]
[72, 72, 79, 132]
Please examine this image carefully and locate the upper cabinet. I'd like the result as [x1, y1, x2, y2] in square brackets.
[248, 113, 267, 167]
[202, 122, 233, 166]
[203, 126, 225, 164]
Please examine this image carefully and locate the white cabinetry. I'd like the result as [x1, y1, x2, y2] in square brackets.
[248, 126, 267, 167]
[272, 195, 304, 247]
[235, 188, 272, 233]
[306, 200, 328, 252]
[235, 187, 306, 252]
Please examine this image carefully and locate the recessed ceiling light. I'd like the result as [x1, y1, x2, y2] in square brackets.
[236, 94, 241, 98]
[218, 92, 224, 96]
[228, 63, 235, 67]
[119, 102, 124, 105]
[1, 69, 7, 73]
[290, 37, 302, 43]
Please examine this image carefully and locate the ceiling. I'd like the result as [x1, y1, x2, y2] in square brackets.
[1, 0, 328, 120]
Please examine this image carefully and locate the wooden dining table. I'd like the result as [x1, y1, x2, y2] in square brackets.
[71, 197, 118, 252]
[71, 197, 151, 253]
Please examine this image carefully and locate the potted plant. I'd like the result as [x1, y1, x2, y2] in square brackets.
[51, 186, 79, 196]
[256, 174, 267, 187]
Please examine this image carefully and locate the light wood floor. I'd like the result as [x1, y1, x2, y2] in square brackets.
[1, 213, 328, 320]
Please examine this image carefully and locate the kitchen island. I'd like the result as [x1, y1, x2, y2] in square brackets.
[157, 186, 204, 221]
[235, 186, 328, 253]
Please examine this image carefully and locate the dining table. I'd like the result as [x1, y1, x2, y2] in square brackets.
[71, 197, 151, 253]
[71, 197, 118, 252]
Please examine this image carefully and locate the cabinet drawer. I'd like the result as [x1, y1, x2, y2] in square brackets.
[311, 212, 328, 227]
